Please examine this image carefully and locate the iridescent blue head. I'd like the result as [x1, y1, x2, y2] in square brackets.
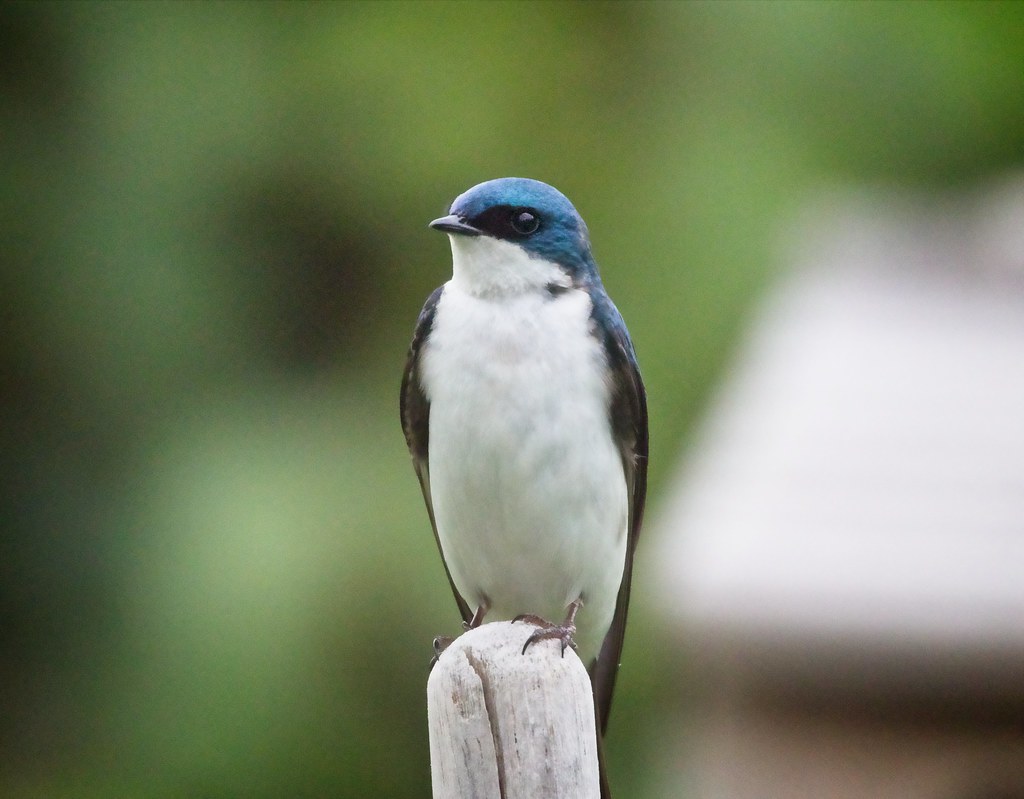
[430, 178, 598, 286]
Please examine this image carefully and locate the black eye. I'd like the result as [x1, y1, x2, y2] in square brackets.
[510, 209, 540, 235]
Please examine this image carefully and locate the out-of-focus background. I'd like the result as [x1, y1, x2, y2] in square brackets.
[3, 2, 1023, 797]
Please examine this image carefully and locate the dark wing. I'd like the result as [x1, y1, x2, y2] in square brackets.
[400, 285, 473, 625]
[588, 291, 649, 735]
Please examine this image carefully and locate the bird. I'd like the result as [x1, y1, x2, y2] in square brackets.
[400, 177, 647, 793]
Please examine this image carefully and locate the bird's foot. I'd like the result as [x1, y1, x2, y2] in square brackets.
[513, 599, 583, 657]
[431, 603, 488, 670]
[514, 615, 577, 657]
[463, 603, 489, 631]
[429, 635, 454, 671]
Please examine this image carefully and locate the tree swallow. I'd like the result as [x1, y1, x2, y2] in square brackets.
[401, 178, 648, 787]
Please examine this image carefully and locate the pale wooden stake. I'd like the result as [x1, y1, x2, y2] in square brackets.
[427, 620, 600, 799]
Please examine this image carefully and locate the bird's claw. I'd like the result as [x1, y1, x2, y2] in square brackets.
[512, 614, 578, 657]
[429, 635, 455, 671]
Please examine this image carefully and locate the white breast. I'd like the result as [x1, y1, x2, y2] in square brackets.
[421, 247, 628, 659]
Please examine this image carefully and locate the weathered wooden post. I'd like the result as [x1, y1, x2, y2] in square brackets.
[427, 621, 601, 799]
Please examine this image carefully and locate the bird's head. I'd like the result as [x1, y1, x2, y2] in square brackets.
[430, 178, 599, 297]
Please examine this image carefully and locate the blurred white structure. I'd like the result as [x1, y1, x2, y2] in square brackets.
[650, 177, 1024, 799]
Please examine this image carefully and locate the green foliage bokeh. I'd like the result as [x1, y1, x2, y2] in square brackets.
[2, 2, 1022, 797]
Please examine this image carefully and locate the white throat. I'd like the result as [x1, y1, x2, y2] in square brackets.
[448, 235, 572, 297]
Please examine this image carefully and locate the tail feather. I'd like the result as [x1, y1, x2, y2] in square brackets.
[594, 691, 612, 798]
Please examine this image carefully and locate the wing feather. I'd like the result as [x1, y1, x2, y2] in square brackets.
[588, 291, 649, 735]
[400, 285, 473, 625]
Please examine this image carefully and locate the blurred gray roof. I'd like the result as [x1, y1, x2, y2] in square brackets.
[649, 177, 1024, 698]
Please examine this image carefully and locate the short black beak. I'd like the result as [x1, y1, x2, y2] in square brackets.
[429, 214, 481, 237]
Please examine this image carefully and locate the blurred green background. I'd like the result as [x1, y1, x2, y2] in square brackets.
[2, 1, 1022, 797]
